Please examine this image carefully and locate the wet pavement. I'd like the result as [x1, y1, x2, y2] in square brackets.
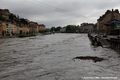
[0, 33, 120, 80]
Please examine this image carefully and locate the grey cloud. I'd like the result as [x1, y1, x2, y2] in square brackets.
[0, 0, 120, 27]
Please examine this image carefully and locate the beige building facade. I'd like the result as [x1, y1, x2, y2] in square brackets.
[97, 9, 120, 34]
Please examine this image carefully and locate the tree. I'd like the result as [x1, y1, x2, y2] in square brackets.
[65, 25, 80, 33]
[19, 18, 29, 24]
[0, 16, 6, 21]
[55, 26, 62, 32]
[50, 27, 56, 32]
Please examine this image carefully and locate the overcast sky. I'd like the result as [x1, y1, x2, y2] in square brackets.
[0, 0, 120, 27]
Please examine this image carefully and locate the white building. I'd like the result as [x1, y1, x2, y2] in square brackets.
[60, 27, 66, 33]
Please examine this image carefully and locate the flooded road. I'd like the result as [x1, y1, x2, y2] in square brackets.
[0, 33, 120, 80]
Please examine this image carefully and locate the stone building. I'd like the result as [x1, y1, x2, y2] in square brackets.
[0, 22, 7, 37]
[80, 23, 95, 33]
[0, 22, 3, 37]
[6, 22, 18, 37]
[29, 22, 38, 35]
[97, 9, 120, 34]
[38, 24, 46, 33]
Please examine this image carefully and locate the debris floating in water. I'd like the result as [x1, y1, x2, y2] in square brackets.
[73, 56, 106, 63]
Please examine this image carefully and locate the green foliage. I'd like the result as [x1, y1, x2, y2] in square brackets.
[50, 27, 56, 32]
[9, 13, 17, 21]
[0, 16, 6, 21]
[65, 25, 80, 33]
[19, 18, 29, 24]
[55, 26, 62, 32]
[50, 26, 62, 32]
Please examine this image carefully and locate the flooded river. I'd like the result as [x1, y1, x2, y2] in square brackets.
[0, 33, 120, 80]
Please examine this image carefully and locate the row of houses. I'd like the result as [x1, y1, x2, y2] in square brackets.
[59, 23, 95, 33]
[50, 9, 120, 34]
[0, 9, 46, 38]
[78, 9, 120, 34]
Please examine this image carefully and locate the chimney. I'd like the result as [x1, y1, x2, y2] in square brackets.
[112, 9, 114, 12]
[115, 9, 119, 13]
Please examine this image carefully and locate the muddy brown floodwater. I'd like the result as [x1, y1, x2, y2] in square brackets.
[0, 33, 120, 80]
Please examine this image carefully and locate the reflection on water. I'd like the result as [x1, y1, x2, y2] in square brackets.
[0, 33, 120, 80]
